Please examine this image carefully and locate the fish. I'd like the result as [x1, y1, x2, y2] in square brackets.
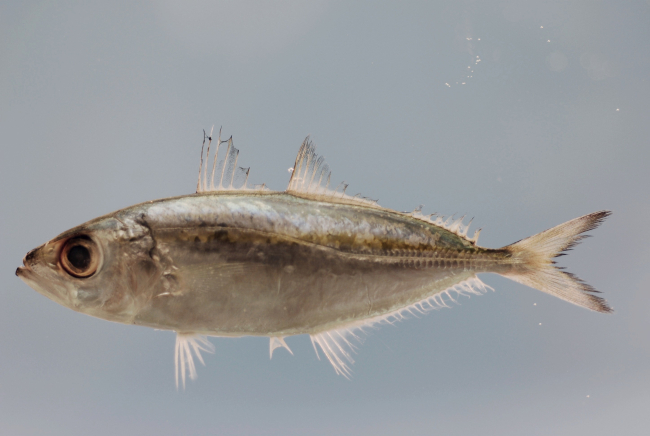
[16, 130, 612, 387]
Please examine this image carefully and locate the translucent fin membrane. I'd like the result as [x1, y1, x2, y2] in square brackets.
[174, 333, 215, 388]
[502, 211, 612, 313]
[196, 128, 267, 193]
[286, 138, 482, 244]
[269, 336, 293, 359]
[286, 137, 381, 208]
[408, 208, 482, 245]
[310, 275, 493, 377]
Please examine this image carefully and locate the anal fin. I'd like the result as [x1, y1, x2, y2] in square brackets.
[269, 336, 293, 358]
[309, 275, 493, 378]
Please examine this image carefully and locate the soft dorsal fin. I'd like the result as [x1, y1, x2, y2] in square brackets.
[285, 137, 483, 244]
[196, 128, 268, 193]
[407, 210, 483, 245]
[286, 137, 382, 208]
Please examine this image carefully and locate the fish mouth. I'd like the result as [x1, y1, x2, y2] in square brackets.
[15, 263, 37, 291]
[16, 259, 35, 282]
[15, 257, 57, 302]
[16, 249, 41, 286]
[15, 266, 27, 277]
[16, 243, 48, 278]
[16, 252, 31, 277]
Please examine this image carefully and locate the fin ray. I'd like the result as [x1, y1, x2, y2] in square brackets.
[174, 333, 215, 388]
[269, 336, 293, 358]
[501, 211, 612, 313]
[199, 132, 484, 246]
[310, 275, 493, 377]
[286, 137, 382, 208]
[196, 130, 267, 193]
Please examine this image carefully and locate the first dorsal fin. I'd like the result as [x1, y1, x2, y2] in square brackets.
[196, 128, 268, 193]
[286, 137, 381, 208]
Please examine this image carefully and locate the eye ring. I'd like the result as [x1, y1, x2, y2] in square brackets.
[60, 236, 101, 278]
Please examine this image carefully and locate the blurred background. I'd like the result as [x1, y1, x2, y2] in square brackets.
[1, 1, 648, 435]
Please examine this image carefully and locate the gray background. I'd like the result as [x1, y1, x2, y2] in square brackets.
[1, 1, 648, 435]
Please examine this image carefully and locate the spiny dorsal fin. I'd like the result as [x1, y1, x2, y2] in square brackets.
[286, 137, 381, 208]
[196, 128, 268, 193]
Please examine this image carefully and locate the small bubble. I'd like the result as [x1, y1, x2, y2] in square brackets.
[616, 108, 620, 111]
[540, 26, 544, 29]
[477, 38, 480, 41]
[547, 40, 551, 42]
[288, 168, 294, 173]
[534, 303, 537, 306]
[586, 395, 590, 398]
[539, 323, 542, 325]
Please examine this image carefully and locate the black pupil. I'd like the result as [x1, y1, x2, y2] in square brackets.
[67, 245, 91, 270]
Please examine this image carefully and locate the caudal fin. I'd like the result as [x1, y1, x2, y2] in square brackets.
[501, 211, 612, 313]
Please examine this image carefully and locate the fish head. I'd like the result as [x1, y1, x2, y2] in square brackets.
[16, 213, 159, 323]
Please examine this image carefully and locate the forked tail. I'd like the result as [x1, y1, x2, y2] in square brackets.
[500, 211, 612, 313]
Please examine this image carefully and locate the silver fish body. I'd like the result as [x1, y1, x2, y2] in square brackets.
[18, 192, 507, 334]
[16, 135, 612, 383]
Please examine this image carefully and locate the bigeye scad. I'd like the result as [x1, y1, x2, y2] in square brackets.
[16, 131, 612, 387]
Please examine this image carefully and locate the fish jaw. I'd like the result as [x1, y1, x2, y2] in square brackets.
[16, 240, 74, 309]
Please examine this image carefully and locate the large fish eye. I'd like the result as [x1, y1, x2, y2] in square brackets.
[60, 236, 100, 278]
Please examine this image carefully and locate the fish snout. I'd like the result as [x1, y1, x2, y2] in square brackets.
[16, 243, 48, 280]
[25, 246, 40, 263]
[15, 266, 27, 277]
[16, 249, 37, 277]
[15, 262, 38, 289]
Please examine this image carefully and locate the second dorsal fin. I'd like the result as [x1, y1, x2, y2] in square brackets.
[286, 137, 381, 208]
